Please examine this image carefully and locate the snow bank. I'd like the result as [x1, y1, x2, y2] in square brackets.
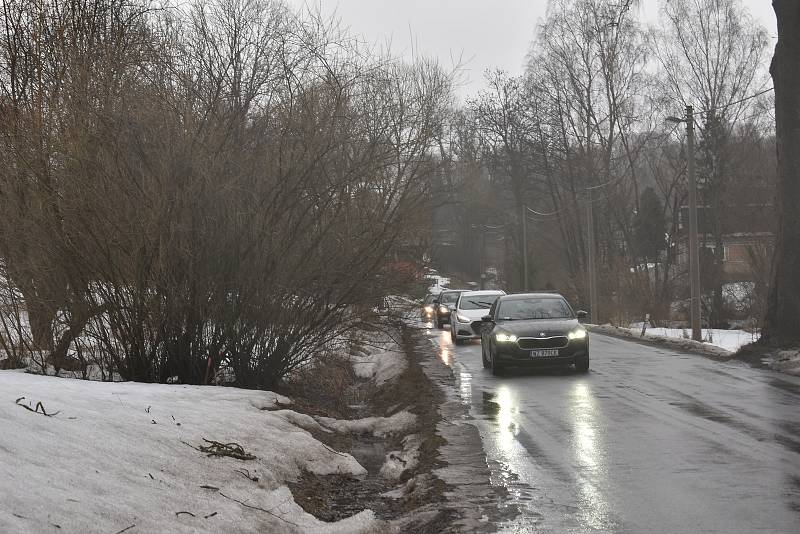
[350, 332, 406, 387]
[317, 411, 417, 438]
[628, 325, 758, 353]
[0, 371, 384, 534]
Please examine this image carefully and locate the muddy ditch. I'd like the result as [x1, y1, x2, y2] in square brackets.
[282, 322, 455, 530]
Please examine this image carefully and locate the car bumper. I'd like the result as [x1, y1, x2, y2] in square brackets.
[452, 320, 484, 339]
[494, 342, 588, 367]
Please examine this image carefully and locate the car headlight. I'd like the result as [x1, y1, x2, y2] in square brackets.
[495, 333, 518, 342]
[568, 328, 587, 340]
[439, 306, 448, 314]
[456, 314, 470, 323]
[424, 306, 433, 313]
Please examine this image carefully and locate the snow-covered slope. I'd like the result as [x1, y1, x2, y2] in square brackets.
[0, 371, 385, 534]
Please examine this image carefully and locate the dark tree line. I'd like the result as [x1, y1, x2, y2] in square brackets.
[434, 0, 776, 329]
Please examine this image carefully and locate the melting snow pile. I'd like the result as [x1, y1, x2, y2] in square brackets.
[379, 434, 421, 480]
[316, 411, 417, 438]
[0, 371, 385, 534]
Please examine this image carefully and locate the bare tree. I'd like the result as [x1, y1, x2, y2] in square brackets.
[650, 0, 770, 326]
[522, 0, 650, 318]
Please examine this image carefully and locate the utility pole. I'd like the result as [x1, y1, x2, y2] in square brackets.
[685, 106, 702, 342]
[587, 190, 598, 322]
[667, 107, 702, 341]
[522, 204, 528, 292]
[586, 121, 599, 323]
[480, 226, 486, 290]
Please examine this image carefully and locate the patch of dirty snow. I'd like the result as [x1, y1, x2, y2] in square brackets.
[771, 350, 800, 376]
[350, 335, 406, 387]
[352, 349, 407, 386]
[379, 434, 421, 480]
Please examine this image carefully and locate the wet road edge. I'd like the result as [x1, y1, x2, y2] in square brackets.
[405, 324, 519, 532]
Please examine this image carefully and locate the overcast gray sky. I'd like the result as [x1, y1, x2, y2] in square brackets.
[289, 1, 777, 102]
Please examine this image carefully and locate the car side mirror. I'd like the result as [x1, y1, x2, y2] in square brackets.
[482, 315, 493, 322]
[576, 310, 588, 320]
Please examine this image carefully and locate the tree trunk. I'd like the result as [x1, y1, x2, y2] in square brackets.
[763, 1, 800, 345]
[20, 285, 56, 351]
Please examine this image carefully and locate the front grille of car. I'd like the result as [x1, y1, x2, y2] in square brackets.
[470, 321, 484, 335]
[517, 336, 569, 350]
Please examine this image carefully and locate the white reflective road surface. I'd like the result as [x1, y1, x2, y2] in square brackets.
[425, 325, 800, 533]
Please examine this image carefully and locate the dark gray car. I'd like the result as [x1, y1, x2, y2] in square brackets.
[434, 289, 465, 329]
[480, 293, 589, 375]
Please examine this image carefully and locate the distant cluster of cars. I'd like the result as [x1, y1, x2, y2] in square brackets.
[422, 288, 589, 375]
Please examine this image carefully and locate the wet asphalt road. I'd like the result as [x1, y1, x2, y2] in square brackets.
[425, 325, 800, 533]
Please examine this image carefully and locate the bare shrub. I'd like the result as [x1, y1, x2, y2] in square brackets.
[0, 0, 449, 388]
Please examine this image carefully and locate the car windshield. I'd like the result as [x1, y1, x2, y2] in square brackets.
[459, 295, 501, 310]
[497, 298, 573, 320]
[440, 292, 460, 305]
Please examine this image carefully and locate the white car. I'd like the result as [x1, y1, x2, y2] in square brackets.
[450, 290, 505, 345]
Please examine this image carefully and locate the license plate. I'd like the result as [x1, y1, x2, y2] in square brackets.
[530, 349, 558, 358]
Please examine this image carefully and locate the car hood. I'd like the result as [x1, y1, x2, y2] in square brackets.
[456, 309, 489, 320]
[494, 318, 581, 337]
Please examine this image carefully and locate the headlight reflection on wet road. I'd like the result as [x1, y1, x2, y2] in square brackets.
[439, 345, 452, 367]
[437, 329, 453, 367]
[494, 385, 520, 455]
[456, 368, 472, 406]
[569, 381, 615, 531]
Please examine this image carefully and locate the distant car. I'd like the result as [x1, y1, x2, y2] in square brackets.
[450, 290, 506, 345]
[434, 289, 465, 329]
[480, 293, 589, 375]
[421, 293, 438, 321]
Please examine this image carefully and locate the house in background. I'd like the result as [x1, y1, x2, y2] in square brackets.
[677, 181, 775, 285]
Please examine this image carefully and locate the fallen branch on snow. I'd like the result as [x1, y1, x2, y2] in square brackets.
[234, 468, 259, 482]
[15, 397, 60, 417]
[182, 438, 257, 461]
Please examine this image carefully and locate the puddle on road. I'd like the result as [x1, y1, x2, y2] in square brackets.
[481, 391, 500, 417]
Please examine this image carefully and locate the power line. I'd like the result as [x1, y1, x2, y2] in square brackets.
[504, 88, 774, 225]
[584, 172, 626, 191]
[527, 205, 566, 217]
[694, 87, 774, 117]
